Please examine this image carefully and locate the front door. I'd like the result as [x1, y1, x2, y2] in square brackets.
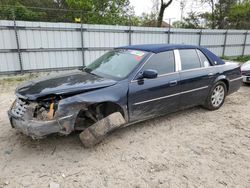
[128, 50, 181, 122]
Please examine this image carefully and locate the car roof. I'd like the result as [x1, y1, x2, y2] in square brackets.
[115, 44, 199, 53]
[115, 43, 225, 65]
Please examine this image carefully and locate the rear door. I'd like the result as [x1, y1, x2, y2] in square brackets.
[178, 49, 212, 108]
[128, 50, 181, 122]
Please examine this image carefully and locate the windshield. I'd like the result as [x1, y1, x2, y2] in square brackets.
[85, 49, 148, 79]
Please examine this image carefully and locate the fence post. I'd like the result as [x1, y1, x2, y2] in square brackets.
[167, 18, 171, 44]
[80, 11, 85, 67]
[242, 31, 248, 56]
[222, 30, 228, 57]
[128, 16, 132, 45]
[12, 8, 23, 73]
[198, 29, 202, 46]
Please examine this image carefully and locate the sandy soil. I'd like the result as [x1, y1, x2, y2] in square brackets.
[0, 78, 250, 188]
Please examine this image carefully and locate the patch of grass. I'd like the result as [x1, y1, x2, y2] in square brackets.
[0, 74, 39, 83]
[222, 55, 250, 63]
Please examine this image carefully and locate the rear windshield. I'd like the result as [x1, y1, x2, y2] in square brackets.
[85, 49, 148, 80]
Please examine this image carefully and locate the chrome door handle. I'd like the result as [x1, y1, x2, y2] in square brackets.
[208, 73, 214, 76]
[169, 80, 178, 86]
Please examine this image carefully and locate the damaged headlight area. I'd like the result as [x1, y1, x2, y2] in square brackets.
[34, 96, 60, 121]
[11, 95, 61, 121]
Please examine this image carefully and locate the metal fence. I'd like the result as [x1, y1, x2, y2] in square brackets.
[0, 19, 250, 74]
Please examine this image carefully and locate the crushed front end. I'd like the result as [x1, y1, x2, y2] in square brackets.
[8, 96, 78, 139]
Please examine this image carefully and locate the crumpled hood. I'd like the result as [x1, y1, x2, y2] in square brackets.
[241, 60, 250, 71]
[16, 71, 117, 100]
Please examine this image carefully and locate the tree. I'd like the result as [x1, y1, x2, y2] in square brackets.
[197, 0, 238, 29]
[201, 0, 216, 28]
[0, 0, 138, 25]
[172, 11, 205, 29]
[157, 0, 173, 27]
[228, 0, 250, 29]
[214, 0, 237, 29]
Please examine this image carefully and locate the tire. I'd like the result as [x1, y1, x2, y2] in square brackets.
[203, 81, 227, 110]
[79, 112, 125, 147]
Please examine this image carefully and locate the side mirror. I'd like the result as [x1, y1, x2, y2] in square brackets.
[142, 69, 158, 79]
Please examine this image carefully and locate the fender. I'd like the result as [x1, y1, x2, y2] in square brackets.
[213, 74, 230, 84]
[57, 81, 129, 122]
[212, 74, 230, 92]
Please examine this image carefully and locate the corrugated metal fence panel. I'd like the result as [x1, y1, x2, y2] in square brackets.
[17, 21, 81, 49]
[224, 30, 245, 56]
[171, 28, 200, 45]
[246, 32, 250, 45]
[15, 21, 83, 70]
[201, 29, 226, 57]
[244, 46, 250, 55]
[201, 29, 226, 46]
[0, 53, 20, 72]
[243, 32, 250, 56]
[226, 30, 245, 45]
[0, 20, 20, 72]
[0, 22, 17, 49]
[1, 20, 250, 74]
[131, 26, 167, 44]
[85, 50, 107, 66]
[21, 51, 82, 70]
[84, 24, 129, 47]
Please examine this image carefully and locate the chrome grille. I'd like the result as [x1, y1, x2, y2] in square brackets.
[11, 98, 28, 118]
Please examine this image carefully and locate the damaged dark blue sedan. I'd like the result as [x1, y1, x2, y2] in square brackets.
[8, 44, 242, 146]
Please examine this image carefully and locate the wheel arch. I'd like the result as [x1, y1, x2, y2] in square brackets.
[91, 101, 126, 118]
[74, 101, 127, 130]
[213, 75, 230, 92]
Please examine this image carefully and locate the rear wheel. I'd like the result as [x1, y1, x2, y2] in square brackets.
[203, 81, 227, 110]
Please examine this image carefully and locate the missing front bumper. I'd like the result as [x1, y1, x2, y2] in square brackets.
[8, 110, 76, 139]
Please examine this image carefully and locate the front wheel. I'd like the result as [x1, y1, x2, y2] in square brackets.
[203, 81, 227, 110]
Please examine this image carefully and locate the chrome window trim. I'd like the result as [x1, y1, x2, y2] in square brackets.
[178, 64, 226, 73]
[133, 85, 209, 106]
[174, 49, 181, 71]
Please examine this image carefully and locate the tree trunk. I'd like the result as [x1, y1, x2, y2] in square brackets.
[157, 6, 165, 27]
[157, 0, 173, 27]
[210, 0, 215, 29]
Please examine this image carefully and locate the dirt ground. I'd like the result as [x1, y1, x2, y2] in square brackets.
[0, 76, 250, 188]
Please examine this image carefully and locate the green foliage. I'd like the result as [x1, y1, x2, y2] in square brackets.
[173, 12, 205, 29]
[139, 12, 158, 26]
[0, 0, 139, 25]
[228, 0, 250, 29]
[222, 55, 250, 63]
[175, 0, 250, 29]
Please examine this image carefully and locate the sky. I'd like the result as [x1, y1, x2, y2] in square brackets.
[130, 0, 211, 23]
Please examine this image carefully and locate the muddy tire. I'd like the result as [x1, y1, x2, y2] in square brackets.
[79, 112, 125, 147]
[203, 81, 227, 110]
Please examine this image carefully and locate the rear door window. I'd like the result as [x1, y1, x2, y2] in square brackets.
[142, 50, 175, 75]
[179, 49, 201, 70]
